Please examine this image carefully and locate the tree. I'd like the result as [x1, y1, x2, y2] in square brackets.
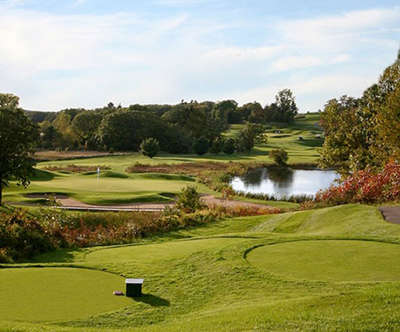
[193, 137, 209, 155]
[376, 85, 400, 161]
[235, 123, 265, 153]
[223, 138, 235, 155]
[209, 137, 224, 154]
[140, 138, 160, 158]
[71, 111, 102, 150]
[98, 110, 168, 151]
[0, 94, 39, 206]
[270, 149, 288, 166]
[319, 50, 400, 172]
[266, 89, 298, 123]
[52, 111, 78, 149]
[319, 96, 364, 172]
[176, 186, 203, 213]
[39, 123, 62, 149]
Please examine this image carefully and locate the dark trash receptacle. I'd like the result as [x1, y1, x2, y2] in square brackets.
[126, 278, 144, 297]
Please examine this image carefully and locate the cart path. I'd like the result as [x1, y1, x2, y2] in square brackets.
[379, 206, 400, 224]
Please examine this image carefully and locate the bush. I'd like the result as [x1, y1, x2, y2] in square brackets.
[140, 138, 160, 158]
[223, 138, 235, 155]
[270, 148, 288, 166]
[0, 210, 57, 262]
[209, 137, 224, 154]
[315, 161, 400, 205]
[193, 137, 209, 155]
[176, 186, 203, 213]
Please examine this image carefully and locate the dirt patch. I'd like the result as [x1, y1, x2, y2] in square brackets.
[43, 165, 111, 173]
[380, 206, 400, 224]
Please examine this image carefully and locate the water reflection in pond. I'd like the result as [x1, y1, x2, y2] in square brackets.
[231, 168, 339, 198]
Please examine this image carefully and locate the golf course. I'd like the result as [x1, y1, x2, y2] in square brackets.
[1, 203, 400, 331]
[2, 2, 400, 330]
[3, 113, 321, 207]
[1, 108, 400, 331]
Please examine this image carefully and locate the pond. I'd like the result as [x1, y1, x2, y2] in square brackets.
[230, 168, 340, 198]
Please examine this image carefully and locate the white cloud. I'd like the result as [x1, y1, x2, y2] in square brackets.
[279, 8, 400, 51]
[0, 4, 398, 111]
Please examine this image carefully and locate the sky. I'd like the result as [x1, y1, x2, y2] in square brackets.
[0, 0, 399, 112]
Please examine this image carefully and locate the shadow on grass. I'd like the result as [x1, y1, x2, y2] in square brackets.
[130, 293, 170, 307]
[31, 248, 84, 263]
[31, 168, 57, 181]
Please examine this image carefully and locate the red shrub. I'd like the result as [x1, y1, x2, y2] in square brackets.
[315, 161, 400, 204]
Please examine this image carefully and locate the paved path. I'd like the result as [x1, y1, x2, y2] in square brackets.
[379, 206, 400, 224]
[10, 193, 273, 212]
[57, 197, 174, 212]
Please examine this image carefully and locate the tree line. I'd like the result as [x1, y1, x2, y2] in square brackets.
[26, 89, 298, 154]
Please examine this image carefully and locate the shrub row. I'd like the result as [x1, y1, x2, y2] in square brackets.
[0, 199, 280, 262]
[314, 161, 400, 205]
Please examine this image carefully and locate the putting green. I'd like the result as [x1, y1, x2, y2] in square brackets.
[247, 240, 400, 282]
[0, 268, 131, 322]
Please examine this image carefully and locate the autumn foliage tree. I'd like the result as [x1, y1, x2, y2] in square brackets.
[320, 51, 400, 173]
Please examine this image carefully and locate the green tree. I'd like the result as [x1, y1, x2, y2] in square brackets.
[39, 123, 62, 149]
[222, 138, 235, 155]
[0, 94, 39, 205]
[270, 148, 288, 166]
[235, 123, 265, 153]
[193, 137, 209, 155]
[209, 137, 224, 154]
[376, 85, 400, 161]
[176, 185, 203, 213]
[319, 50, 400, 172]
[52, 111, 78, 149]
[71, 111, 102, 150]
[98, 110, 168, 151]
[140, 138, 160, 158]
[274, 89, 298, 123]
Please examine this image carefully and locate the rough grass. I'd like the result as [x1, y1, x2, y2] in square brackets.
[2, 203, 400, 331]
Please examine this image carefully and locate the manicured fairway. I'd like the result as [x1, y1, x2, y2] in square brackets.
[247, 240, 400, 282]
[0, 268, 131, 322]
[86, 237, 245, 264]
[3, 204, 400, 331]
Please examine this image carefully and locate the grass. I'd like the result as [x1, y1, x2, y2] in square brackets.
[0, 267, 131, 322]
[2, 203, 400, 331]
[4, 172, 211, 205]
[4, 113, 323, 206]
[247, 240, 400, 282]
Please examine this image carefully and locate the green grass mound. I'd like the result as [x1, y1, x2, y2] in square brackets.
[247, 240, 400, 282]
[0, 267, 131, 322]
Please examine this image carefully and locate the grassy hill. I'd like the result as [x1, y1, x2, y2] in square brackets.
[1, 203, 400, 331]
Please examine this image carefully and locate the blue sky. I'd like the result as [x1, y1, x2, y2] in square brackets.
[0, 0, 399, 112]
